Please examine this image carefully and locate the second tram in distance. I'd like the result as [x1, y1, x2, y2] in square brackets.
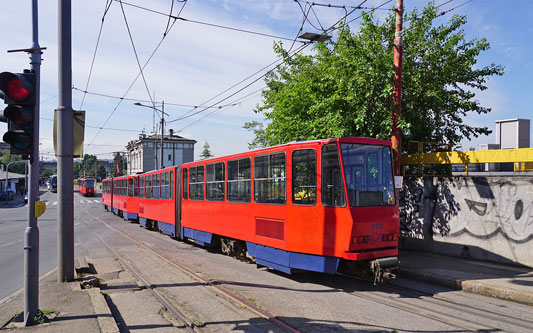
[102, 137, 400, 281]
[78, 178, 97, 197]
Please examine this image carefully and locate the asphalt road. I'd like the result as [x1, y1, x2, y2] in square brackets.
[0, 188, 101, 301]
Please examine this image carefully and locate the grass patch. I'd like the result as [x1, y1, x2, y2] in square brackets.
[33, 309, 55, 324]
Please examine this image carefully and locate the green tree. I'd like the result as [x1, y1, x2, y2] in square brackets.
[251, 2, 503, 149]
[42, 168, 55, 179]
[74, 160, 82, 178]
[1, 152, 25, 174]
[95, 163, 107, 180]
[80, 154, 97, 178]
[200, 141, 213, 160]
[243, 121, 268, 149]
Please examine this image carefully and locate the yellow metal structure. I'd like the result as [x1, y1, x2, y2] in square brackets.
[401, 147, 533, 176]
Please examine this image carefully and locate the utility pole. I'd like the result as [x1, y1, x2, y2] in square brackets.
[160, 101, 164, 170]
[391, 0, 404, 176]
[57, 0, 74, 283]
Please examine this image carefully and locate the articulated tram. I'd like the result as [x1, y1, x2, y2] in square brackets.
[102, 138, 400, 281]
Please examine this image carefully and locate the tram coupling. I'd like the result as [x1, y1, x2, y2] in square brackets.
[370, 257, 399, 285]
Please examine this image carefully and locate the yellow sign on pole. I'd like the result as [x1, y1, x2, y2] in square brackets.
[53, 110, 85, 158]
[35, 201, 46, 218]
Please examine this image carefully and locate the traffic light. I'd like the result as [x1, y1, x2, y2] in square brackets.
[0, 70, 36, 159]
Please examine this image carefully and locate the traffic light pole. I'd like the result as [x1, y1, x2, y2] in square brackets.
[24, 0, 41, 325]
[57, 0, 74, 283]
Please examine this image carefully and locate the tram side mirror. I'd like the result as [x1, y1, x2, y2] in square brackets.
[394, 176, 403, 189]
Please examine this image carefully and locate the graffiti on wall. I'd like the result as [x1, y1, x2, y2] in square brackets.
[444, 178, 533, 242]
[400, 177, 533, 242]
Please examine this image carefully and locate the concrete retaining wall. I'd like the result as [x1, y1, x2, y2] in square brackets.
[400, 176, 533, 267]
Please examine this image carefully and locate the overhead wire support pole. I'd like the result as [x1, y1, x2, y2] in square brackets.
[160, 101, 164, 170]
[391, 0, 404, 176]
[57, 0, 74, 283]
[23, 0, 42, 325]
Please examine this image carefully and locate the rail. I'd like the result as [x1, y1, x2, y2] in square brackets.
[401, 147, 533, 176]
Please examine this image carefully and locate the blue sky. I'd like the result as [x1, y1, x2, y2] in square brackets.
[1, 0, 531, 161]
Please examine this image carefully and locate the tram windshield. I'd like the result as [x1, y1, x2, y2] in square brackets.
[340, 143, 395, 207]
[85, 179, 95, 188]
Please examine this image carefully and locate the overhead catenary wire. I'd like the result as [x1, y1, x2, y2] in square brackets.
[79, 0, 113, 110]
[168, 0, 326, 126]
[118, 0, 157, 110]
[86, 0, 394, 143]
[178, 87, 265, 132]
[85, 0, 369, 142]
[114, 0, 305, 43]
[86, 0, 188, 148]
[294, 0, 393, 11]
[167, 42, 310, 125]
[40, 116, 141, 133]
[173, 0, 389, 131]
[401, 0, 475, 35]
[72, 86, 241, 110]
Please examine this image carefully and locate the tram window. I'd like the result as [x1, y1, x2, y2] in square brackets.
[128, 178, 134, 197]
[170, 171, 174, 200]
[134, 178, 139, 197]
[340, 143, 395, 206]
[189, 166, 204, 200]
[182, 168, 188, 200]
[292, 149, 316, 205]
[321, 144, 346, 207]
[146, 176, 152, 199]
[206, 162, 225, 201]
[139, 176, 145, 198]
[153, 174, 160, 200]
[254, 152, 286, 204]
[227, 158, 251, 202]
[161, 172, 169, 200]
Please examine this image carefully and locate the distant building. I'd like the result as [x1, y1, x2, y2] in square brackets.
[0, 170, 25, 196]
[494, 118, 530, 149]
[478, 118, 530, 172]
[126, 129, 196, 174]
[0, 142, 10, 152]
[40, 161, 57, 174]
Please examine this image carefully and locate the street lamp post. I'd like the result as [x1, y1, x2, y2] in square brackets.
[134, 102, 168, 170]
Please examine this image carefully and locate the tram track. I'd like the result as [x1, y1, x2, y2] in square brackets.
[76, 198, 531, 332]
[385, 280, 533, 330]
[335, 273, 532, 332]
[76, 202, 300, 333]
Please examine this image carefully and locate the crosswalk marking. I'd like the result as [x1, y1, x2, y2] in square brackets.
[44, 199, 101, 205]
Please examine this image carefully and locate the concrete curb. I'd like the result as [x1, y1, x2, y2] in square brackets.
[88, 288, 120, 333]
[400, 269, 533, 306]
[460, 280, 533, 306]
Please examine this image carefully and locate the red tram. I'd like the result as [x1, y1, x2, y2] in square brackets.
[109, 175, 139, 221]
[102, 137, 399, 280]
[78, 178, 96, 197]
[102, 178, 113, 211]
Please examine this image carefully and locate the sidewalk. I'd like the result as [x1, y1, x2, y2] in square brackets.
[398, 250, 533, 305]
[0, 193, 25, 209]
